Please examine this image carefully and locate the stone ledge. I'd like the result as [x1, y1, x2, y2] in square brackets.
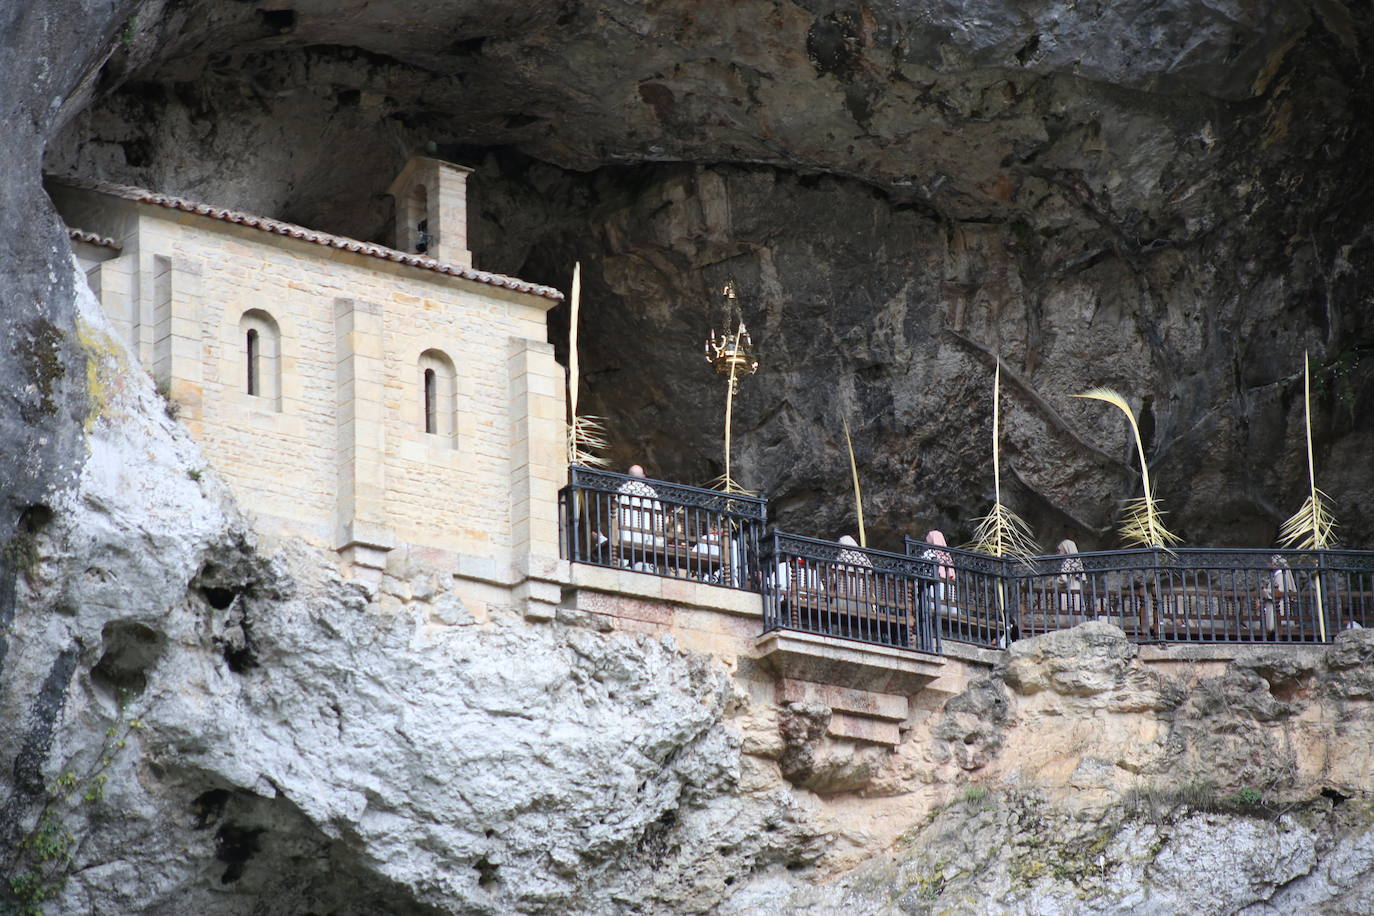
[567, 563, 763, 618]
[1137, 642, 1332, 664]
[754, 629, 944, 695]
[826, 711, 901, 745]
[939, 638, 1003, 668]
[780, 679, 909, 722]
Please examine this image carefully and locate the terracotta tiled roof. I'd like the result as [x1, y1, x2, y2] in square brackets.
[49, 176, 563, 302]
[67, 227, 121, 251]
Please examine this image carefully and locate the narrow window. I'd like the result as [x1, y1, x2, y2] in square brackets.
[246, 328, 260, 396]
[423, 368, 437, 434]
[417, 349, 456, 443]
[238, 309, 281, 410]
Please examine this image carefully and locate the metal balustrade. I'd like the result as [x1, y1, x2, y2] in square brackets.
[557, 469, 1374, 653]
[904, 539, 1374, 646]
[762, 532, 940, 653]
[559, 466, 767, 590]
[900, 538, 1015, 648]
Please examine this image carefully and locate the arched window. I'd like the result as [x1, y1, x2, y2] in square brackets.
[417, 349, 456, 440]
[423, 367, 437, 433]
[238, 309, 281, 410]
[246, 328, 260, 395]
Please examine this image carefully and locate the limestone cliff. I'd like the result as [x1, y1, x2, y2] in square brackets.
[5, 2, 1374, 914]
[32, 0, 1374, 549]
[4, 285, 1374, 913]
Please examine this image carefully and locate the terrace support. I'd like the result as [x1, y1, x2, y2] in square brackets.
[755, 629, 945, 745]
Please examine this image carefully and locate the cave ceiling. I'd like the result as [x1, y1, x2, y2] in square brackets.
[40, 0, 1374, 549]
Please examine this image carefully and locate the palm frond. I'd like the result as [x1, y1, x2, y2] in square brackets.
[567, 414, 610, 467]
[969, 360, 1040, 562]
[842, 417, 866, 548]
[1074, 387, 1181, 550]
[967, 502, 1040, 561]
[706, 473, 756, 496]
[1118, 495, 1182, 550]
[1279, 351, 1340, 551]
[1279, 489, 1338, 550]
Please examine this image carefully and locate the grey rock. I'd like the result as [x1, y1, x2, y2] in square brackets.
[29, 0, 1374, 551]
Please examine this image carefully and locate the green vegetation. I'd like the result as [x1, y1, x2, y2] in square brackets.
[1, 700, 142, 915]
[1224, 786, 1264, 809]
[118, 15, 137, 50]
[962, 785, 989, 804]
[15, 319, 66, 419]
[1, 533, 39, 586]
[1126, 780, 1282, 824]
[908, 872, 946, 901]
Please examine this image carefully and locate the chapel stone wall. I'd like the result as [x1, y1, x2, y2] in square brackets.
[51, 183, 564, 584]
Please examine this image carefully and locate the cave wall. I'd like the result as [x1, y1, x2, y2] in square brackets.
[5, 2, 1374, 913]
[39, 0, 1374, 551]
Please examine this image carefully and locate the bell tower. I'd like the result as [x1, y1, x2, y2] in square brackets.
[387, 157, 474, 267]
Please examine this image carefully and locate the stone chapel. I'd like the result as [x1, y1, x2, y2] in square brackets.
[49, 158, 567, 586]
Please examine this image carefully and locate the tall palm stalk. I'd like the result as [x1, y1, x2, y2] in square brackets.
[968, 361, 1038, 646]
[1278, 352, 1338, 551]
[843, 417, 866, 548]
[566, 262, 608, 467]
[1278, 351, 1338, 641]
[1074, 387, 1180, 550]
[968, 361, 1039, 561]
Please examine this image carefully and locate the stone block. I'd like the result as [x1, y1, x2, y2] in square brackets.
[780, 679, 909, 722]
[754, 630, 943, 696]
[826, 712, 901, 746]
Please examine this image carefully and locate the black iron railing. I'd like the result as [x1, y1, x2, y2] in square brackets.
[900, 538, 1015, 648]
[559, 466, 767, 590]
[903, 539, 1374, 646]
[555, 471, 1374, 652]
[763, 532, 940, 653]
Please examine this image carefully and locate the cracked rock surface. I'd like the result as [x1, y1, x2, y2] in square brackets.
[30, 0, 1374, 549]
[1, 284, 820, 915]
[4, 1, 1374, 913]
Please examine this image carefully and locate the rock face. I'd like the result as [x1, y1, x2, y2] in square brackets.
[32, 0, 1374, 549]
[5, 1, 1374, 914]
[0, 288, 821, 915]
[724, 622, 1374, 914]
[5, 298, 1374, 913]
[719, 792, 1374, 915]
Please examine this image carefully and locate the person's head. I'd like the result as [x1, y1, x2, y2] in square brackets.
[838, 535, 858, 547]
[1057, 539, 1079, 554]
[926, 529, 947, 547]
[628, 465, 646, 478]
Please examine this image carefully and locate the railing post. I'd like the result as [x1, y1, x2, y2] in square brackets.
[760, 528, 778, 632]
[926, 561, 940, 654]
[1317, 549, 1330, 642]
[563, 470, 582, 564]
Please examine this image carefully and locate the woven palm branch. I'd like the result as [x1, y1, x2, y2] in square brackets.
[567, 414, 610, 468]
[1117, 495, 1181, 550]
[1074, 387, 1181, 550]
[1278, 490, 1338, 550]
[968, 362, 1039, 561]
[706, 473, 756, 496]
[1279, 352, 1339, 550]
[564, 261, 609, 468]
[968, 501, 1041, 562]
